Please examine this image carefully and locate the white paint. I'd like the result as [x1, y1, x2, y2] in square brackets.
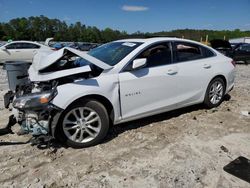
[28, 37, 236, 125]
[0, 41, 52, 63]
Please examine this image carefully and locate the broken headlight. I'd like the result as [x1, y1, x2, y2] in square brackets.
[13, 90, 57, 109]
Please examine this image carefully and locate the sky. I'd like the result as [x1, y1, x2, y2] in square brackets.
[0, 0, 250, 33]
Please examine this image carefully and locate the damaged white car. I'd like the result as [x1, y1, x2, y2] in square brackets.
[2, 38, 235, 148]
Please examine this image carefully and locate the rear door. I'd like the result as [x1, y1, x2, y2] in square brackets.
[16, 43, 41, 61]
[171, 41, 215, 107]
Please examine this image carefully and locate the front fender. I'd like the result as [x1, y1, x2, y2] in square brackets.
[51, 75, 121, 122]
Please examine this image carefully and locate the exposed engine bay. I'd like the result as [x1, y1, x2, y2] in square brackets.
[0, 47, 108, 144]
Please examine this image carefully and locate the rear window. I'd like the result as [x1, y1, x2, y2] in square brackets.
[174, 42, 203, 62]
[202, 47, 216, 58]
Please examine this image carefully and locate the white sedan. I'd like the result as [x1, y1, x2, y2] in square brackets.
[0, 41, 52, 64]
[12, 37, 235, 148]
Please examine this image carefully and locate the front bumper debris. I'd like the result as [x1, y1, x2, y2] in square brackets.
[4, 91, 15, 109]
[0, 115, 16, 136]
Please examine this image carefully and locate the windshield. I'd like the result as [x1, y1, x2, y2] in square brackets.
[88, 42, 142, 66]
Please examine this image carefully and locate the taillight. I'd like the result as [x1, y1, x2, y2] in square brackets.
[231, 60, 236, 67]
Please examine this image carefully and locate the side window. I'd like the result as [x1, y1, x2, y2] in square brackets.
[137, 43, 172, 68]
[174, 42, 203, 62]
[202, 47, 216, 58]
[27, 43, 40, 49]
[15, 43, 26, 49]
[6, 43, 17, 49]
[15, 43, 41, 49]
[239, 44, 250, 51]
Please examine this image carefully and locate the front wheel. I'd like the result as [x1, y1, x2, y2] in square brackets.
[204, 77, 225, 108]
[56, 99, 109, 148]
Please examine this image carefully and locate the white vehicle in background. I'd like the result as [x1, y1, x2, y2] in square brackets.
[3, 37, 235, 148]
[0, 41, 53, 64]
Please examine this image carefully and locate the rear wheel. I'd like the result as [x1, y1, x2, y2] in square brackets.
[204, 77, 225, 108]
[56, 99, 109, 148]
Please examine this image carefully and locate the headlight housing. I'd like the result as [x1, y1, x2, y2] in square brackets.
[13, 90, 57, 109]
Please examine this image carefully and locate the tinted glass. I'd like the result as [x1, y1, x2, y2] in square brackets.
[6, 43, 17, 49]
[174, 42, 203, 62]
[240, 44, 250, 51]
[137, 43, 172, 67]
[202, 47, 216, 58]
[15, 43, 40, 49]
[88, 42, 142, 66]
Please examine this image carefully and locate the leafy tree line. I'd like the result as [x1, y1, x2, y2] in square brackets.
[0, 15, 127, 43]
[0, 15, 250, 43]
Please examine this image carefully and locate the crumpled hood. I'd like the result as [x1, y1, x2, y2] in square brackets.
[29, 47, 112, 82]
[32, 47, 112, 71]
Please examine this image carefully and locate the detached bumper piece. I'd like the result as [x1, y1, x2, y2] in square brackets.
[29, 135, 56, 149]
[4, 91, 15, 109]
[0, 115, 16, 136]
[224, 156, 250, 183]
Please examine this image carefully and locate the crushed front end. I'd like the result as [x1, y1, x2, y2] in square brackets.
[0, 79, 63, 143]
[12, 81, 62, 137]
[0, 47, 108, 144]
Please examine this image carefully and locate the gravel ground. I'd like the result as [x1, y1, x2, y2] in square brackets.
[0, 65, 249, 188]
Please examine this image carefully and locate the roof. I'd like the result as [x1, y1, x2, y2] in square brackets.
[4, 40, 49, 47]
[116, 37, 179, 43]
[116, 37, 208, 47]
[8, 40, 40, 44]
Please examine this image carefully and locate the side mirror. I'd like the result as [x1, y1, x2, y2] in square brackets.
[1, 46, 7, 51]
[132, 58, 147, 70]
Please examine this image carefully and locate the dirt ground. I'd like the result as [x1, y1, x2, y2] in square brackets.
[0, 65, 249, 188]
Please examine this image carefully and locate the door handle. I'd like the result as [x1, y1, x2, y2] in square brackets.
[15, 51, 20, 52]
[167, 69, 178, 75]
[203, 64, 211, 69]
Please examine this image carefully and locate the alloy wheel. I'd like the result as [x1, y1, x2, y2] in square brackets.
[209, 81, 224, 105]
[62, 107, 101, 143]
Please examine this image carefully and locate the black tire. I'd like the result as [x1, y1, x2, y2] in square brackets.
[55, 99, 109, 148]
[204, 77, 226, 108]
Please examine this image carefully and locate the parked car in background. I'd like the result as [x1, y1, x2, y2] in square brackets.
[78, 43, 99, 51]
[52, 42, 65, 50]
[51, 42, 99, 51]
[210, 39, 250, 64]
[231, 43, 250, 64]
[230, 43, 238, 48]
[210, 39, 232, 56]
[0, 41, 53, 64]
[8, 37, 235, 148]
